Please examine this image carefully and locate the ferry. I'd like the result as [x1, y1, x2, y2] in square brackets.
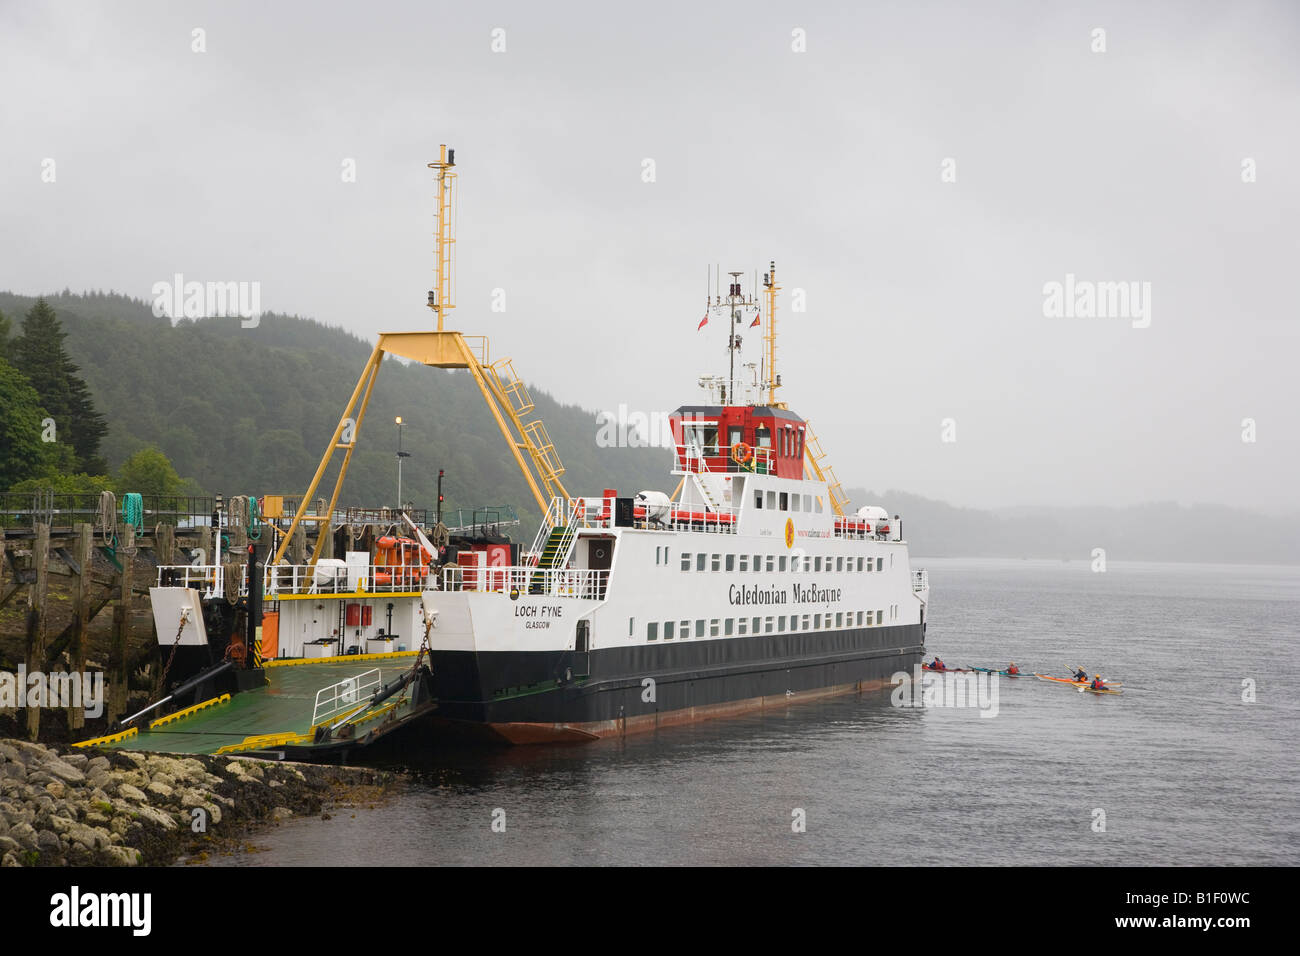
[131, 149, 929, 753]
[421, 324, 931, 742]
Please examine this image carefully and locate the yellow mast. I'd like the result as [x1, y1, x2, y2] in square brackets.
[427, 145, 457, 331]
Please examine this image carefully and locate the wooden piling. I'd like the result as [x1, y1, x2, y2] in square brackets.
[67, 522, 93, 731]
[108, 526, 135, 723]
[24, 523, 50, 740]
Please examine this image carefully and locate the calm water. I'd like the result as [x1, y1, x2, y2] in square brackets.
[209, 559, 1300, 866]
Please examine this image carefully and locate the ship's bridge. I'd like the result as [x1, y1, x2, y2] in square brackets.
[670, 405, 807, 479]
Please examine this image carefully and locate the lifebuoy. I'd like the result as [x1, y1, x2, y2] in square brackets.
[572, 498, 586, 519]
[731, 442, 753, 465]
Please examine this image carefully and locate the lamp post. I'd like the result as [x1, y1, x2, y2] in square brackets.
[395, 416, 411, 512]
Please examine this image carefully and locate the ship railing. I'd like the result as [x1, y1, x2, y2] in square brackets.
[673, 443, 776, 476]
[441, 564, 608, 600]
[912, 569, 929, 593]
[833, 516, 893, 541]
[155, 563, 246, 600]
[264, 562, 434, 596]
[312, 668, 383, 727]
[536, 495, 740, 538]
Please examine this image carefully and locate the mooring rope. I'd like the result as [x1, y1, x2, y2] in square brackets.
[96, 490, 117, 544]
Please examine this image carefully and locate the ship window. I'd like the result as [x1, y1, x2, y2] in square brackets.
[753, 554, 762, 571]
[788, 615, 797, 631]
[804, 495, 811, 511]
[755, 424, 771, 448]
[813, 614, 821, 628]
[857, 557, 864, 572]
[663, 621, 673, 640]
[765, 555, 774, 572]
[738, 617, 748, 635]
[779, 492, 788, 511]
[710, 619, 719, 637]
[825, 615, 834, 630]
[764, 616, 774, 633]
[797, 429, 805, 457]
[696, 553, 706, 572]
[778, 555, 787, 572]
[778, 615, 787, 631]
[792, 495, 801, 513]
[835, 612, 843, 628]
[766, 491, 776, 509]
[702, 425, 718, 455]
[815, 497, 824, 514]
[725, 554, 735, 572]
[814, 556, 822, 572]
[878, 609, 884, 624]
[867, 610, 875, 626]
[754, 490, 763, 509]
[680, 619, 690, 638]
[877, 557, 884, 572]
[648, 622, 658, 641]
[752, 616, 761, 634]
[681, 552, 691, 571]
[724, 618, 734, 636]
[728, 426, 742, 448]
[711, 553, 721, 572]
[629, 617, 635, 636]
[836, 557, 844, 572]
[802, 614, 811, 630]
[739, 554, 749, 572]
[856, 611, 864, 626]
[696, 620, 706, 638]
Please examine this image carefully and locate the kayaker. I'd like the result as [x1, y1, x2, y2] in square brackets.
[930, 657, 945, 671]
[1007, 662, 1020, 675]
[1073, 667, 1088, 682]
[1091, 675, 1105, 690]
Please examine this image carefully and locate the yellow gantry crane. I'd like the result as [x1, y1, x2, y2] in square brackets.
[272, 146, 570, 568]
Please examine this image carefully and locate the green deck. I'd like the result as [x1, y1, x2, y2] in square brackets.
[101, 656, 422, 755]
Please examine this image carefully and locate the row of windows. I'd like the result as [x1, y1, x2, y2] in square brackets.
[671, 551, 887, 574]
[754, 490, 824, 513]
[642, 607, 900, 641]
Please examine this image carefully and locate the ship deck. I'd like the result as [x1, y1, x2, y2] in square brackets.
[80, 654, 431, 758]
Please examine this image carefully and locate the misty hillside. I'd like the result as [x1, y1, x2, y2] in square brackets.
[844, 489, 1300, 565]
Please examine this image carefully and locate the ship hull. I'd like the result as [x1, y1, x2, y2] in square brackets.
[427, 621, 924, 743]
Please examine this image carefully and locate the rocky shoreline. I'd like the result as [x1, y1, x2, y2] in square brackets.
[0, 738, 396, 866]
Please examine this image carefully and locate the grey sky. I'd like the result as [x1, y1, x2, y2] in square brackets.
[2, 0, 1296, 512]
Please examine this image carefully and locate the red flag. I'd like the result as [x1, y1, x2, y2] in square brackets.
[750, 310, 760, 328]
[697, 313, 708, 331]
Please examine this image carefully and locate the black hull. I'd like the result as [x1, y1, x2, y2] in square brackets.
[428, 622, 925, 738]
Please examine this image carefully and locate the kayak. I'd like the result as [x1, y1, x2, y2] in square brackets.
[1080, 685, 1122, 695]
[1029, 671, 1123, 686]
[967, 666, 1027, 677]
[922, 663, 972, 673]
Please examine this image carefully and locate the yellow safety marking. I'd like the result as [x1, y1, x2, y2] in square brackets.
[215, 731, 312, 755]
[148, 694, 232, 729]
[72, 726, 138, 749]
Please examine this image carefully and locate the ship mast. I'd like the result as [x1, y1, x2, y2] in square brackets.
[763, 260, 780, 406]
[426, 144, 457, 330]
[726, 271, 743, 404]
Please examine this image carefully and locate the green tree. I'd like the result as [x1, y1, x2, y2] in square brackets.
[114, 446, 187, 496]
[0, 308, 11, 358]
[0, 358, 57, 489]
[11, 297, 109, 474]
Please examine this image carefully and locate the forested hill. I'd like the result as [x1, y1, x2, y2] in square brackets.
[0, 291, 666, 530]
